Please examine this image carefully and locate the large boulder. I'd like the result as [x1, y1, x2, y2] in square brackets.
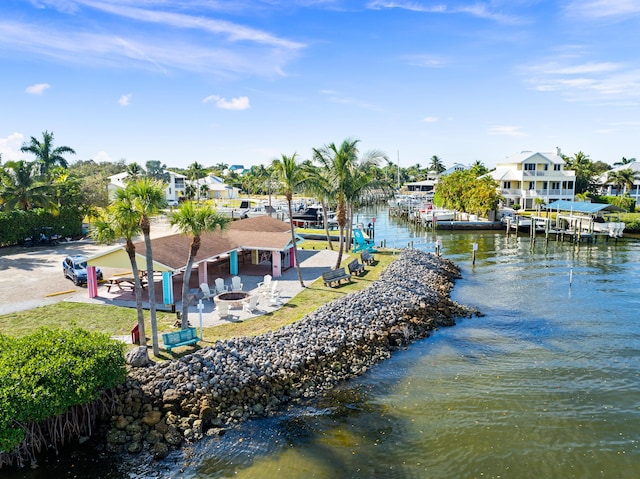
[125, 346, 150, 367]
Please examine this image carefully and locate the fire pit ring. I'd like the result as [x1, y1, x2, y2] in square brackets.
[214, 291, 252, 309]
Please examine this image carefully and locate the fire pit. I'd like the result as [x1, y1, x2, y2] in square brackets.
[214, 291, 251, 309]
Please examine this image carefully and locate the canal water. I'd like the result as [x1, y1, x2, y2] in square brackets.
[7, 208, 640, 478]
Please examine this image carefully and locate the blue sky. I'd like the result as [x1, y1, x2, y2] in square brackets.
[1, 0, 640, 171]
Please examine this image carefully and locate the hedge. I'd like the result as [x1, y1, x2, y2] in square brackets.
[0, 328, 126, 466]
[0, 207, 83, 247]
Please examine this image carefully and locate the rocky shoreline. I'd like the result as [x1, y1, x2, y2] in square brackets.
[104, 249, 480, 459]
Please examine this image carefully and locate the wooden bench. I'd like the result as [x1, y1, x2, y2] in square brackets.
[361, 251, 375, 265]
[322, 267, 352, 287]
[162, 327, 199, 352]
[347, 259, 365, 276]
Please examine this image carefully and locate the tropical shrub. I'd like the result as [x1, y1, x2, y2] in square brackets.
[0, 328, 126, 466]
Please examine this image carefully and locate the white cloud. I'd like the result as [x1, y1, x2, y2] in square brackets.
[118, 93, 132, 106]
[366, 1, 525, 25]
[92, 150, 112, 162]
[25, 83, 50, 95]
[488, 125, 526, 137]
[404, 54, 447, 68]
[203, 95, 251, 110]
[422, 116, 438, 123]
[319, 89, 380, 111]
[0, 132, 25, 162]
[564, 0, 640, 20]
[523, 57, 640, 104]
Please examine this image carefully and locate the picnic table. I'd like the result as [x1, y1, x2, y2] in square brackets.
[106, 276, 147, 292]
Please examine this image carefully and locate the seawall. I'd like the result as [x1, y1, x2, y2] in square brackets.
[104, 249, 480, 459]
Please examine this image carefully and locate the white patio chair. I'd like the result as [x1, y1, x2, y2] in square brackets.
[242, 294, 259, 313]
[200, 283, 215, 302]
[267, 289, 282, 306]
[257, 274, 272, 293]
[217, 301, 230, 319]
[214, 278, 228, 294]
[231, 276, 243, 291]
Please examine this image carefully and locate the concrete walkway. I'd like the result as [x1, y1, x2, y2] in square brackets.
[178, 249, 340, 328]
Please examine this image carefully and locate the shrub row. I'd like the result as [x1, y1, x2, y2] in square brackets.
[0, 207, 83, 246]
[0, 328, 127, 460]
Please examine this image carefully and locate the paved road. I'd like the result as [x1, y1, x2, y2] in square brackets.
[0, 221, 340, 323]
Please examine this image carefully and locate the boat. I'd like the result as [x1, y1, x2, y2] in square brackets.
[419, 207, 456, 222]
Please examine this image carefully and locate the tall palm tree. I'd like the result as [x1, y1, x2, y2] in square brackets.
[564, 151, 595, 194]
[20, 130, 76, 176]
[613, 156, 636, 167]
[169, 202, 229, 328]
[313, 139, 357, 268]
[302, 161, 335, 250]
[127, 178, 166, 356]
[429, 155, 446, 174]
[91, 191, 148, 358]
[271, 153, 307, 287]
[0, 160, 54, 211]
[187, 161, 207, 181]
[313, 138, 388, 269]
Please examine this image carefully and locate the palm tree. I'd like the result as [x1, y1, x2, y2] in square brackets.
[0, 160, 54, 211]
[302, 161, 335, 250]
[199, 183, 209, 202]
[91, 190, 148, 359]
[563, 151, 595, 194]
[313, 138, 388, 269]
[169, 202, 229, 328]
[187, 161, 207, 181]
[607, 168, 640, 195]
[20, 130, 76, 176]
[429, 155, 446, 174]
[613, 157, 636, 167]
[127, 178, 166, 356]
[125, 162, 144, 181]
[185, 183, 197, 201]
[271, 153, 307, 287]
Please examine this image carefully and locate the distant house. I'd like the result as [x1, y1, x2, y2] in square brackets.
[488, 148, 575, 209]
[596, 162, 640, 204]
[223, 164, 246, 176]
[194, 174, 240, 200]
[108, 171, 187, 203]
[442, 163, 467, 176]
[404, 164, 467, 200]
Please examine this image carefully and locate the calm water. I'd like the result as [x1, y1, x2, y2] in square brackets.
[7, 208, 640, 478]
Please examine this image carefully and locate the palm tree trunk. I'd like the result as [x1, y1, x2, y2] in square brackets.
[180, 238, 200, 329]
[346, 203, 353, 254]
[321, 199, 334, 250]
[142, 229, 159, 356]
[126, 241, 147, 350]
[287, 200, 305, 287]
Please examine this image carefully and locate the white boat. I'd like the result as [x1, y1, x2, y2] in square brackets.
[420, 208, 456, 222]
[245, 203, 289, 220]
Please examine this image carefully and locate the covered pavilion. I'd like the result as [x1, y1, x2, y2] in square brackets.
[84, 216, 304, 309]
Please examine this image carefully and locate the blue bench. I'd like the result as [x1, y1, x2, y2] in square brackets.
[162, 327, 199, 352]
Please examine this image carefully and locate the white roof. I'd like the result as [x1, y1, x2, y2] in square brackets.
[499, 150, 564, 165]
[489, 167, 521, 181]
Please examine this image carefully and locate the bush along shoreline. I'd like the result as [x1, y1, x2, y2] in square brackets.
[103, 249, 482, 460]
[0, 329, 126, 469]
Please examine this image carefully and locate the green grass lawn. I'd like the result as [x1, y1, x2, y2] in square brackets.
[0, 242, 398, 359]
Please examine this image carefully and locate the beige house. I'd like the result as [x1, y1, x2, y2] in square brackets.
[489, 148, 575, 209]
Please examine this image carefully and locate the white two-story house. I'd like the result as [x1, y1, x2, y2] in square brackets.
[489, 148, 575, 209]
[108, 171, 187, 203]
